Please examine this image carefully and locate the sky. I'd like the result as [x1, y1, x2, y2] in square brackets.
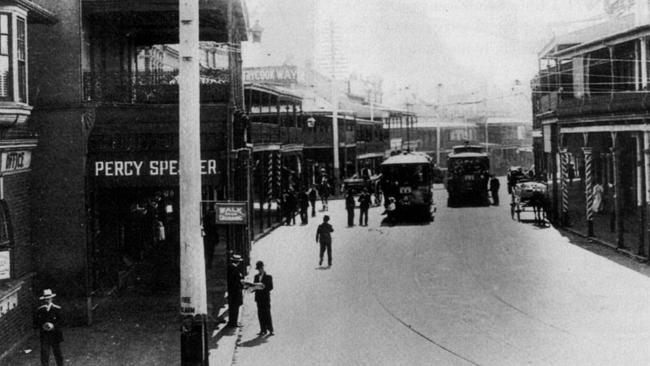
[243, 0, 605, 104]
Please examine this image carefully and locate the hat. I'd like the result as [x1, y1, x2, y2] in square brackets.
[230, 254, 243, 262]
[255, 260, 264, 269]
[39, 289, 56, 300]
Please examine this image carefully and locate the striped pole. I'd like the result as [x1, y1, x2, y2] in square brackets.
[637, 133, 646, 257]
[583, 147, 594, 236]
[276, 151, 282, 195]
[560, 148, 569, 226]
[267, 152, 273, 200]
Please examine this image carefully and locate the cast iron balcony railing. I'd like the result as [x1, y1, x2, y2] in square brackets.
[83, 70, 230, 104]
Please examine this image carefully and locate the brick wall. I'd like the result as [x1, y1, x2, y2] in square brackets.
[0, 165, 38, 358]
[5, 172, 33, 277]
[0, 277, 35, 359]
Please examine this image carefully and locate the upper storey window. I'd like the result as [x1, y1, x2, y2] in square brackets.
[0, 8, 29, 104]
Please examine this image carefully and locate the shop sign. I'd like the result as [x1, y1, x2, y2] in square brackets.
[215, 202, 248, 225]
[243, 66, 298, 84]
[93, 159, 218, 177]
[1, 150, 31, 173]
[0, 250, 9, 280]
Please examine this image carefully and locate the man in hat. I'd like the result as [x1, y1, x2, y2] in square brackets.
[36, 289, 64, 366]
[252, 261, 274, 336]
[315, 215, 334, 267]
[226, 254, 244, 327]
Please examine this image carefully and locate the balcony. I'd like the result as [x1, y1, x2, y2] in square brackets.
[534, 91, 650, 119]
[83, 70, 229, 105]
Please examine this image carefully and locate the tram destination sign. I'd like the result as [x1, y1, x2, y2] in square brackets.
[93, 159, 217, 177]
[214, 202, 248, 225]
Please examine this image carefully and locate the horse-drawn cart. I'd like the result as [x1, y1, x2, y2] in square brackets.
[510, 180, 548, 223]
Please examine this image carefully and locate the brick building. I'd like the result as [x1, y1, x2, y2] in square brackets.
[0, 0, 56, 358]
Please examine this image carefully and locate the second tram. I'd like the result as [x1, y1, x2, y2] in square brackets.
[380, 152, 434, 221]
[446, 144, 490, 206]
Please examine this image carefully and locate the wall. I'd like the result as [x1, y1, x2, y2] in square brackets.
[28, 0, 82, 106]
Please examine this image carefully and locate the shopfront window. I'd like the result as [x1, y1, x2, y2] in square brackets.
[0, 200, 13, 280]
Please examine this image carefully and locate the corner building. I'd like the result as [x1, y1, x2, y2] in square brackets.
[27, 0, 249, 324]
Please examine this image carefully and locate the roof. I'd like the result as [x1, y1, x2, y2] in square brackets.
[18, 0, 57, 24]
[245, 83, 302, 104]
[544, 14, 637, 59]
[485, 117, 528, 125]
[448, 152, 488, 159]
[381, 153, 431, 166]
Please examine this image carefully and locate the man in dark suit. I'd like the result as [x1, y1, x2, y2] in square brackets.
[345, 190, 356, 227]
[36, 289, 64, 366]
[226, 254, 244, 327]
[253, 261, 274, 336]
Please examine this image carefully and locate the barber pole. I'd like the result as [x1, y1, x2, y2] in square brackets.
[583, 147, 594, 236]
[267, 152, 273, 199]
[276, 151, 282, 195]
[560, 149, 569, 226]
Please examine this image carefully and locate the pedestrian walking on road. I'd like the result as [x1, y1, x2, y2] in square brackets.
[319, 181, 330, 211]
[298, 189, 310, 225]
[345, 190, 356, 227]
[36, 289, 64, 366]
[252, 261, 274, 336]
[226, 254, 244, 328]
[489, 175, 500, 206]
[358, 188, 371, 226]
[316, 215, 334, 267]
[308, 185, 318, 217]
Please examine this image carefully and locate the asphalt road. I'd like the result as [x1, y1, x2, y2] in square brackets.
[232, 185, 650, 366]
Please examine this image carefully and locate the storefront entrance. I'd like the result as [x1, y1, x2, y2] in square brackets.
[91, 186, 180, 294]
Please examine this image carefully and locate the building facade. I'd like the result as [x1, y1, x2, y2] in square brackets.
[0, 0, 55, 357]
[533, 13, 650, 256]
[25, 0, 248, 326]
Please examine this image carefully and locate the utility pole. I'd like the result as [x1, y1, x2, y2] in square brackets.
[329, 21, 340, 190]
[179, 0, 208, 365]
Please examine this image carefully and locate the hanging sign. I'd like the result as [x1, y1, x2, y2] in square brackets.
[0, 250, 9, 280]
[214, 202, 248, 225]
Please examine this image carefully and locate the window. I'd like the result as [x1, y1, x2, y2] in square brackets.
[16, 17, 25, 102]
[0, 200, 11, 247]
[0, 14, 10, 99]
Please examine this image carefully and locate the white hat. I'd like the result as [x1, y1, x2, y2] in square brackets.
[39, 289, 56, 300]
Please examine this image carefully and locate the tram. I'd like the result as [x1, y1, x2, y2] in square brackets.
[380, 152, 434, 221]
[446, 144, 490, 206]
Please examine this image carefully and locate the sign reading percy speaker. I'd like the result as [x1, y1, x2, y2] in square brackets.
[215, 202, 247, 225]
[93, 159, 217, 177]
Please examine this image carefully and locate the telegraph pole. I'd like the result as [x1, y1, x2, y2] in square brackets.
[179, 0, 209, 364]
[329, 21, 341, 191]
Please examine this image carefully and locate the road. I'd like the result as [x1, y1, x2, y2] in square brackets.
[232, 184, 650, 366]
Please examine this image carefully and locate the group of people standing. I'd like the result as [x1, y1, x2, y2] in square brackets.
[281, 183, 330, 226]
[345, 189, 372, 227]
[227, 254, 274, 337]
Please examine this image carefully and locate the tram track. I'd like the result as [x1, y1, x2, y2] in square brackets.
[366, 228, 482, 366]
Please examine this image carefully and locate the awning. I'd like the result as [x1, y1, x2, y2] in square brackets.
[356, 152, 384, 160]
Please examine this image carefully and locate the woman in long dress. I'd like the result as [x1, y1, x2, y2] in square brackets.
[592, 182, 604, 213]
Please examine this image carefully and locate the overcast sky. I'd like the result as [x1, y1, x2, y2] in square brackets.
[244, 0, 605, 102]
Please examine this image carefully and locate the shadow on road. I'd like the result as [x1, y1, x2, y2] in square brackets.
[238, 336, 270, 348]
[379, 218, 432, 227]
